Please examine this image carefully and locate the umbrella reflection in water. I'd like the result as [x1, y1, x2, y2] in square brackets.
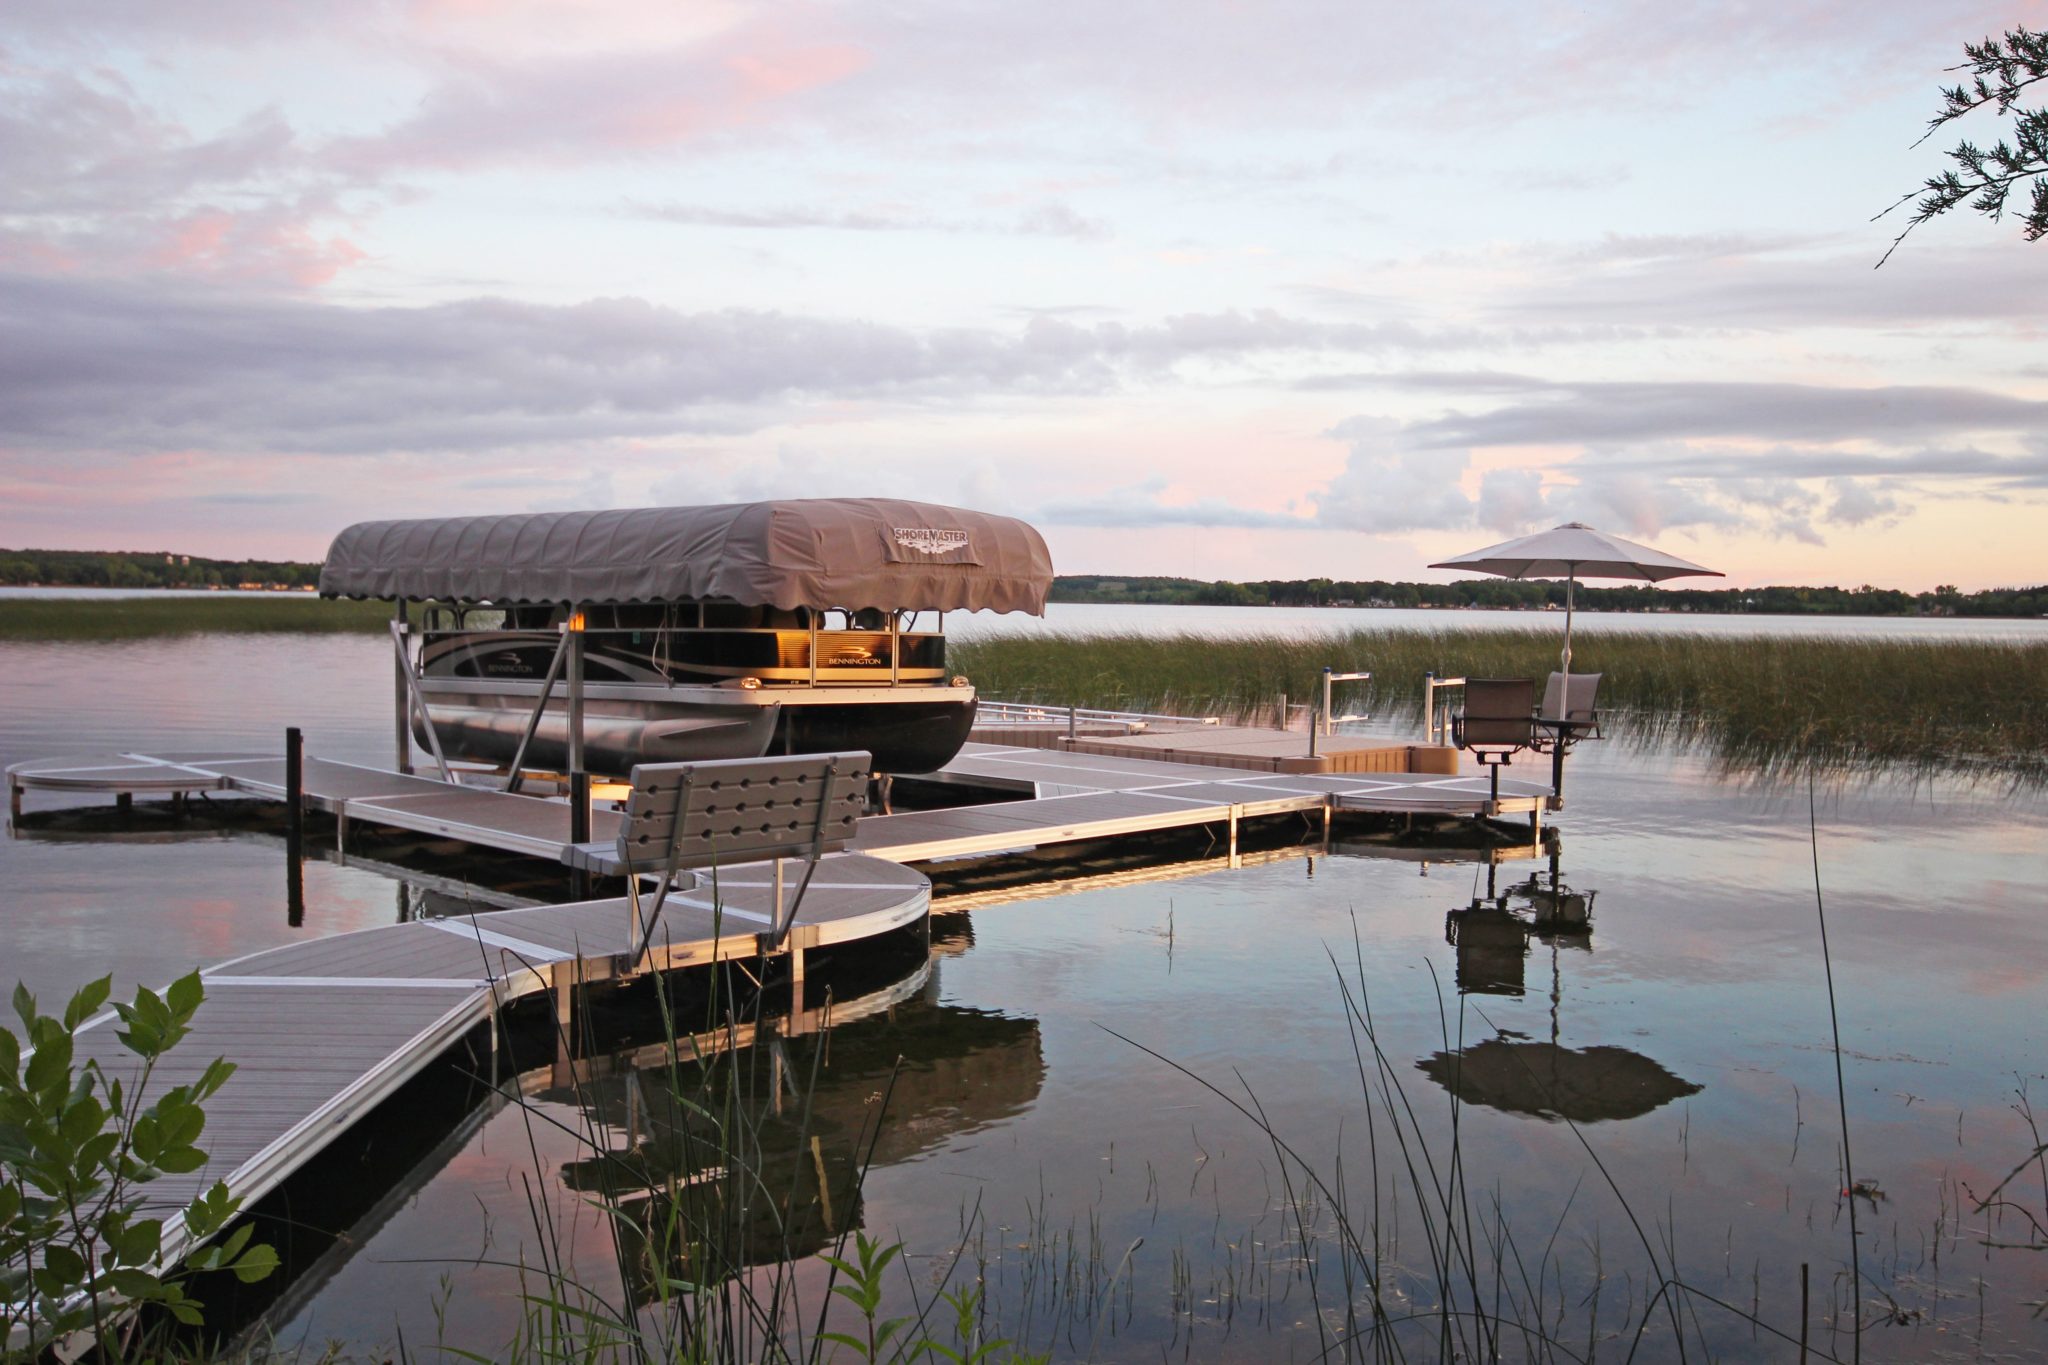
[1430, 850, 1701, 1123]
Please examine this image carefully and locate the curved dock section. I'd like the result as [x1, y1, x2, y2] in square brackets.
[59, 853, 929, 1273]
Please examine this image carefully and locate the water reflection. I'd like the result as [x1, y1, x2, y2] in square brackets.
[1416, 1039, 1703, 1124]
[1427, 850, 1702, 1123]
[538, 952, 1043, 1306]
[1443, 850, 1594, 998]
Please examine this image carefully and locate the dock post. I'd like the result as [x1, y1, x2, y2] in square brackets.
[551, 958, 575, 1088]
[285, 726, 305, 850]
[1067, 704, 1077, 744]
[567, 611, 589, 845]
[116, 791, 133, 814]
[285, 727, 306, 928]
[393, 600, 412, 775]
[8, 775, 20, 823]
[1228, 804, 1241, 869]
[1549, 742, 1568, 807]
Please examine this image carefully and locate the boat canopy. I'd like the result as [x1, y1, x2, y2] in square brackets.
[318, 498, 1054, 614]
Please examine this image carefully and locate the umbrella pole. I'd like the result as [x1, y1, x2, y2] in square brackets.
[1561, 571, 1575, 674]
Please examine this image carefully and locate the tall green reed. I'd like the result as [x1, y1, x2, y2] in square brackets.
[952, 628, 2048, 783]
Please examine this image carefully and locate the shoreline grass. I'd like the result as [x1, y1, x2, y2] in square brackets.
[4, 601, 2040, 783]
[0, 597, 391, 640]
[951, 627, 2048, 785]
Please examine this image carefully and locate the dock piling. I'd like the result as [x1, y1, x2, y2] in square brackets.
[285, 726, 305, 849]
[286, 726, 306, 927]
[393, 600, 412, 775]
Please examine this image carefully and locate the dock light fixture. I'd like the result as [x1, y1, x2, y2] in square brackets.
[951, 675, 971, 687]
[566, 610, 587, 632]
[738, 676, 763, 690]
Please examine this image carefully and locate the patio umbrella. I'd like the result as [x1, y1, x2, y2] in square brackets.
[1429, 522, 1722, 671]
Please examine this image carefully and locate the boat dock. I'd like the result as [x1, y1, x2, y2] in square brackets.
[5, 736, 1549, 1294]
[53, 853, 929, 1274]
[10, 739, 1550, 870]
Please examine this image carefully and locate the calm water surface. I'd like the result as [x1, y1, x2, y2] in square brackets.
[3, 631, 2045, 1360]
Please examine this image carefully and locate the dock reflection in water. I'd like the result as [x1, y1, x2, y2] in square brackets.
[1427, 848, 1701, 1123]
[526, 936, 1039, 1310]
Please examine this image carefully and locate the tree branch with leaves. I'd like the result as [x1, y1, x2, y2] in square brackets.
[1877, 24, 2048, 265]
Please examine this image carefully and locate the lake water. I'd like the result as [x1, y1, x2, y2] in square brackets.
[3, 629, 2045, 1361]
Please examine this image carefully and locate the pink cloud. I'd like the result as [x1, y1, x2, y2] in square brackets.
[143, 208, 368, 287]
[727, 42, 868, 102]
[342, 25, 870, 172]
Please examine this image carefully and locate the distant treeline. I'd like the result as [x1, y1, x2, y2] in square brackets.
[1050, 574, 2048, 618]
[5, 549, 2043, 618]
[0, 548, 319, 590]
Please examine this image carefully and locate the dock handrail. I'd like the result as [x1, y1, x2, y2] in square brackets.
[1425, 673, 1467, 746]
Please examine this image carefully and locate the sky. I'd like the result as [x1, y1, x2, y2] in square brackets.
[2, 0, 2044, 590]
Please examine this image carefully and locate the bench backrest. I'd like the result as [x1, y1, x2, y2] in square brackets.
[1458, 678, 1535, 749]
[1540, 671, 1601, 724]
[616, 750, 870, 872]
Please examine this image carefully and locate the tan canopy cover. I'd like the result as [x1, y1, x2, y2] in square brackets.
[318, 498, 1054, 613]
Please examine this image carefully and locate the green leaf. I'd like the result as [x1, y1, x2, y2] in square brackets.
[12, 983, 35, 1032]
[155, 1145, 206, 1174]
[102, 1267, 162, 1299]
[818, 1332, 868, 1353]
[0, 1024, 18, 1084]
[75, 1131, 119, 1177]
[63, 977, 112, 1032]
[40, 1242, 86, 1287]
[216, 1222, 254, 1262]
[230, 1242, 279, 1284]
[158, 1102, 205, 1150]
[24, 1033, 73, 1096]
[109, 1216, 162, 1265]
[58, 1094, 105, 1149]
[165, 1298, 206, 1326]
[195, 1056, 237, 1099]
[131, 1113, 161, 1163]
[166, 972, 204, 1021]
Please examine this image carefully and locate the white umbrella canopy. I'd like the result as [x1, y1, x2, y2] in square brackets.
[1429, 522, 1723, 671]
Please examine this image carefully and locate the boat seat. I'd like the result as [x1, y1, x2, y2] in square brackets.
[565, 749, 871, 957]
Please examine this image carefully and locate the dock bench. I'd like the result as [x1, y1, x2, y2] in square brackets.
[565, 750, 871, 961]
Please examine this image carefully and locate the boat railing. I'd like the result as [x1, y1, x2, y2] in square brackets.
[416, 623, 949, 685]
[977, 700, 1223, 735]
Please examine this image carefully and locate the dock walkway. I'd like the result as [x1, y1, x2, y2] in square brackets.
[11, 743, 1552, 872]
[6, 738, 1547, 1311]
[62, 853, 928, 1274]
[854, 743, 1549, 861]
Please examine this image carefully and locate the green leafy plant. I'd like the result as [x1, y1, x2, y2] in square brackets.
[920, 1283, 1031, 1365]
[1, 972, 279, 1361]
[819, 1230, 909, 1362]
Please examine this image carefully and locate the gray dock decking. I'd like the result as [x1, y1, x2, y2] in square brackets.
[6, 735, 1548, 1289]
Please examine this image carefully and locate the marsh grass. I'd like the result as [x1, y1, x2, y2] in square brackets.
[0, 597, 389, 640]
[951, 628, 2048, 784]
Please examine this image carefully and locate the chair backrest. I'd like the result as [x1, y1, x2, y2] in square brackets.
[1458, 678, 1535, 749]
[1539, 671, 1601, 724]
[615, 750, 870, 872]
